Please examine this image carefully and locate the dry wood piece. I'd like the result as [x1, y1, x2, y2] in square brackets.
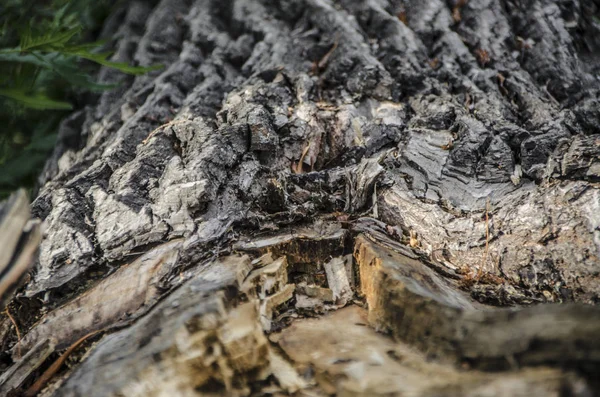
[0, 190, 42, 308]
[273, 306, 587, 396]
[322, 257, 352, 305]
[0, 338, 56, 396]
[259, 283, 295, 332]
[216, 302, 270, 377]
[14, 240, 183, 359]
[267, 348, 307, 393]
[39, 254, 306, 396]
[0, 190, 32, 273]
[24, 331, 99, 397]
[234, 224, 348, 269]
[296, 282, 334, 302]
[241, 256, 295, 331]
[354, 234, 600, 370]
[242, 256, 289, 298]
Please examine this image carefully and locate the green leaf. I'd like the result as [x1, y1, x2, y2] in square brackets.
[0, 88, 72, 109]
[0, 19, 8, 39]
[48, 56, 117, 91]
[0, 149, 49, 185]
[64, 48, 164, 75]
[58, 40, 107, 52]
[0, 51, 116, 91]
[51, 3, 71, 29]
[30, 52, 117, 91]
[26, 131, 57, 151]
[0, 0, 160, 197]
[0, 51, 49, 68]
[19, 25, 81, 51]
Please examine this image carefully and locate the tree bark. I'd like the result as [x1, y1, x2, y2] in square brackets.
[1, 0, 600, 395]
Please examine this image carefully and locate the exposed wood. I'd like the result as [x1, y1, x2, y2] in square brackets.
[354, 233, 600, 370]
[322, 257, 352, 305]
[14, 240, 183, 359]
[273, 306, 587, 396]
[24, 331, 99, 397]
[0, 339, 56, 396]
[0, 190, 42, 308]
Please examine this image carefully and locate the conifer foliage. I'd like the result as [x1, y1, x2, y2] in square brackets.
[0, 0, 160, 197]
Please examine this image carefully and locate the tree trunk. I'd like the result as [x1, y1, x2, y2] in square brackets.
[1, 0, 600, 395]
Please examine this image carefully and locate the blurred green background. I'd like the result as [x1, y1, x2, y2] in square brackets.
[0, 0, 158, 198]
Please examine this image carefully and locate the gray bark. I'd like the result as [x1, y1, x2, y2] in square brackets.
[1, 0, 600, 395]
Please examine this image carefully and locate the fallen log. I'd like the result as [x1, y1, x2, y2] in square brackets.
[0, 0, 599, 395]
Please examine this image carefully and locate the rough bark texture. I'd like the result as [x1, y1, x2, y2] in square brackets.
[1, 0, 600, 395]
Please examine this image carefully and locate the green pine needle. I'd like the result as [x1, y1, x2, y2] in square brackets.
[19, 25, 82, 52]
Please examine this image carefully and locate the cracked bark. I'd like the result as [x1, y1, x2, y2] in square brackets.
[1, 0, 600, 395]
